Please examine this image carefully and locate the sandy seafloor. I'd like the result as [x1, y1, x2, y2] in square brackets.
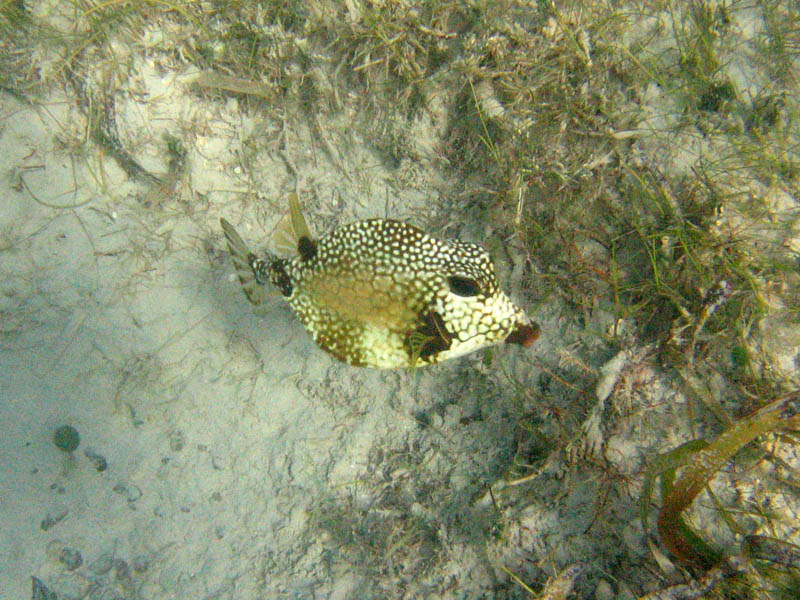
[0, 78, 559, 598]
[2, 6, 800, 600]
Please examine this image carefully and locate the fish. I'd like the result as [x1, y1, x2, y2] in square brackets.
[220, 195, 538, 368]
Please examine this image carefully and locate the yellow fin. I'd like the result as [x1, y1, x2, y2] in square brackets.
[272, 193, 313, 256]
[289, 192, 312, 241]
[272, 212, 297, 256]
[406, 330, 434, 370]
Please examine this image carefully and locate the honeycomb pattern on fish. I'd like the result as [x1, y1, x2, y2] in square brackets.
[221, 208, 537, 368]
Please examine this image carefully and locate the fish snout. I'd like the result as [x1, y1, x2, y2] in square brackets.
[505, 320, 540, 348]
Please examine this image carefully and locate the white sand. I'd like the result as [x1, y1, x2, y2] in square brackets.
[0, 77, 539, 597]
[2, 4, 799, 599]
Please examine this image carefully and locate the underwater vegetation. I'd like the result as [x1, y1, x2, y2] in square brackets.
[642, 394, 800, 596]
[2, 0, 799, 597]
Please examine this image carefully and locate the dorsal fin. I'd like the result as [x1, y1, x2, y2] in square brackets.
[289, 192, 312, 242]
[272, 193, 313, 257]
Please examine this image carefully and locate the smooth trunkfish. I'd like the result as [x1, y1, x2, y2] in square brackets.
[221, 196, 538, 368]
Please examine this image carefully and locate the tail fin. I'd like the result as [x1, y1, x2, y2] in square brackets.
[220, 218, 269, 306]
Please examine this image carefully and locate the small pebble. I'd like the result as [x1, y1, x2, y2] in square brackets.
[113, 559, 133, 587]
[53, 425, 80, 453]
[84, 447, 108, 472]
[59, 546, 83, 571]
[594, 579, 615, 600]
[31, 576, 58, 600]
[169, 430, 185, 452]
[112, 483, 142, 503]
[40, 509, 68, 531]
[90, 553, 114, 576]
[131, 554, 149, 574]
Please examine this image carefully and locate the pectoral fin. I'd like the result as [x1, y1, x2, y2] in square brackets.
[406, 310, 453, 366]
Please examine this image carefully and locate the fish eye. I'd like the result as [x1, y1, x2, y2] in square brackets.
[447, 275, 481, 297]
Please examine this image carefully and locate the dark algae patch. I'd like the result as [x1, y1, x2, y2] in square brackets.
[53, 425, 79, 453]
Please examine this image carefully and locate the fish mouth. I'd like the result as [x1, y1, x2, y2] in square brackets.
[505, 322, 540, 348]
